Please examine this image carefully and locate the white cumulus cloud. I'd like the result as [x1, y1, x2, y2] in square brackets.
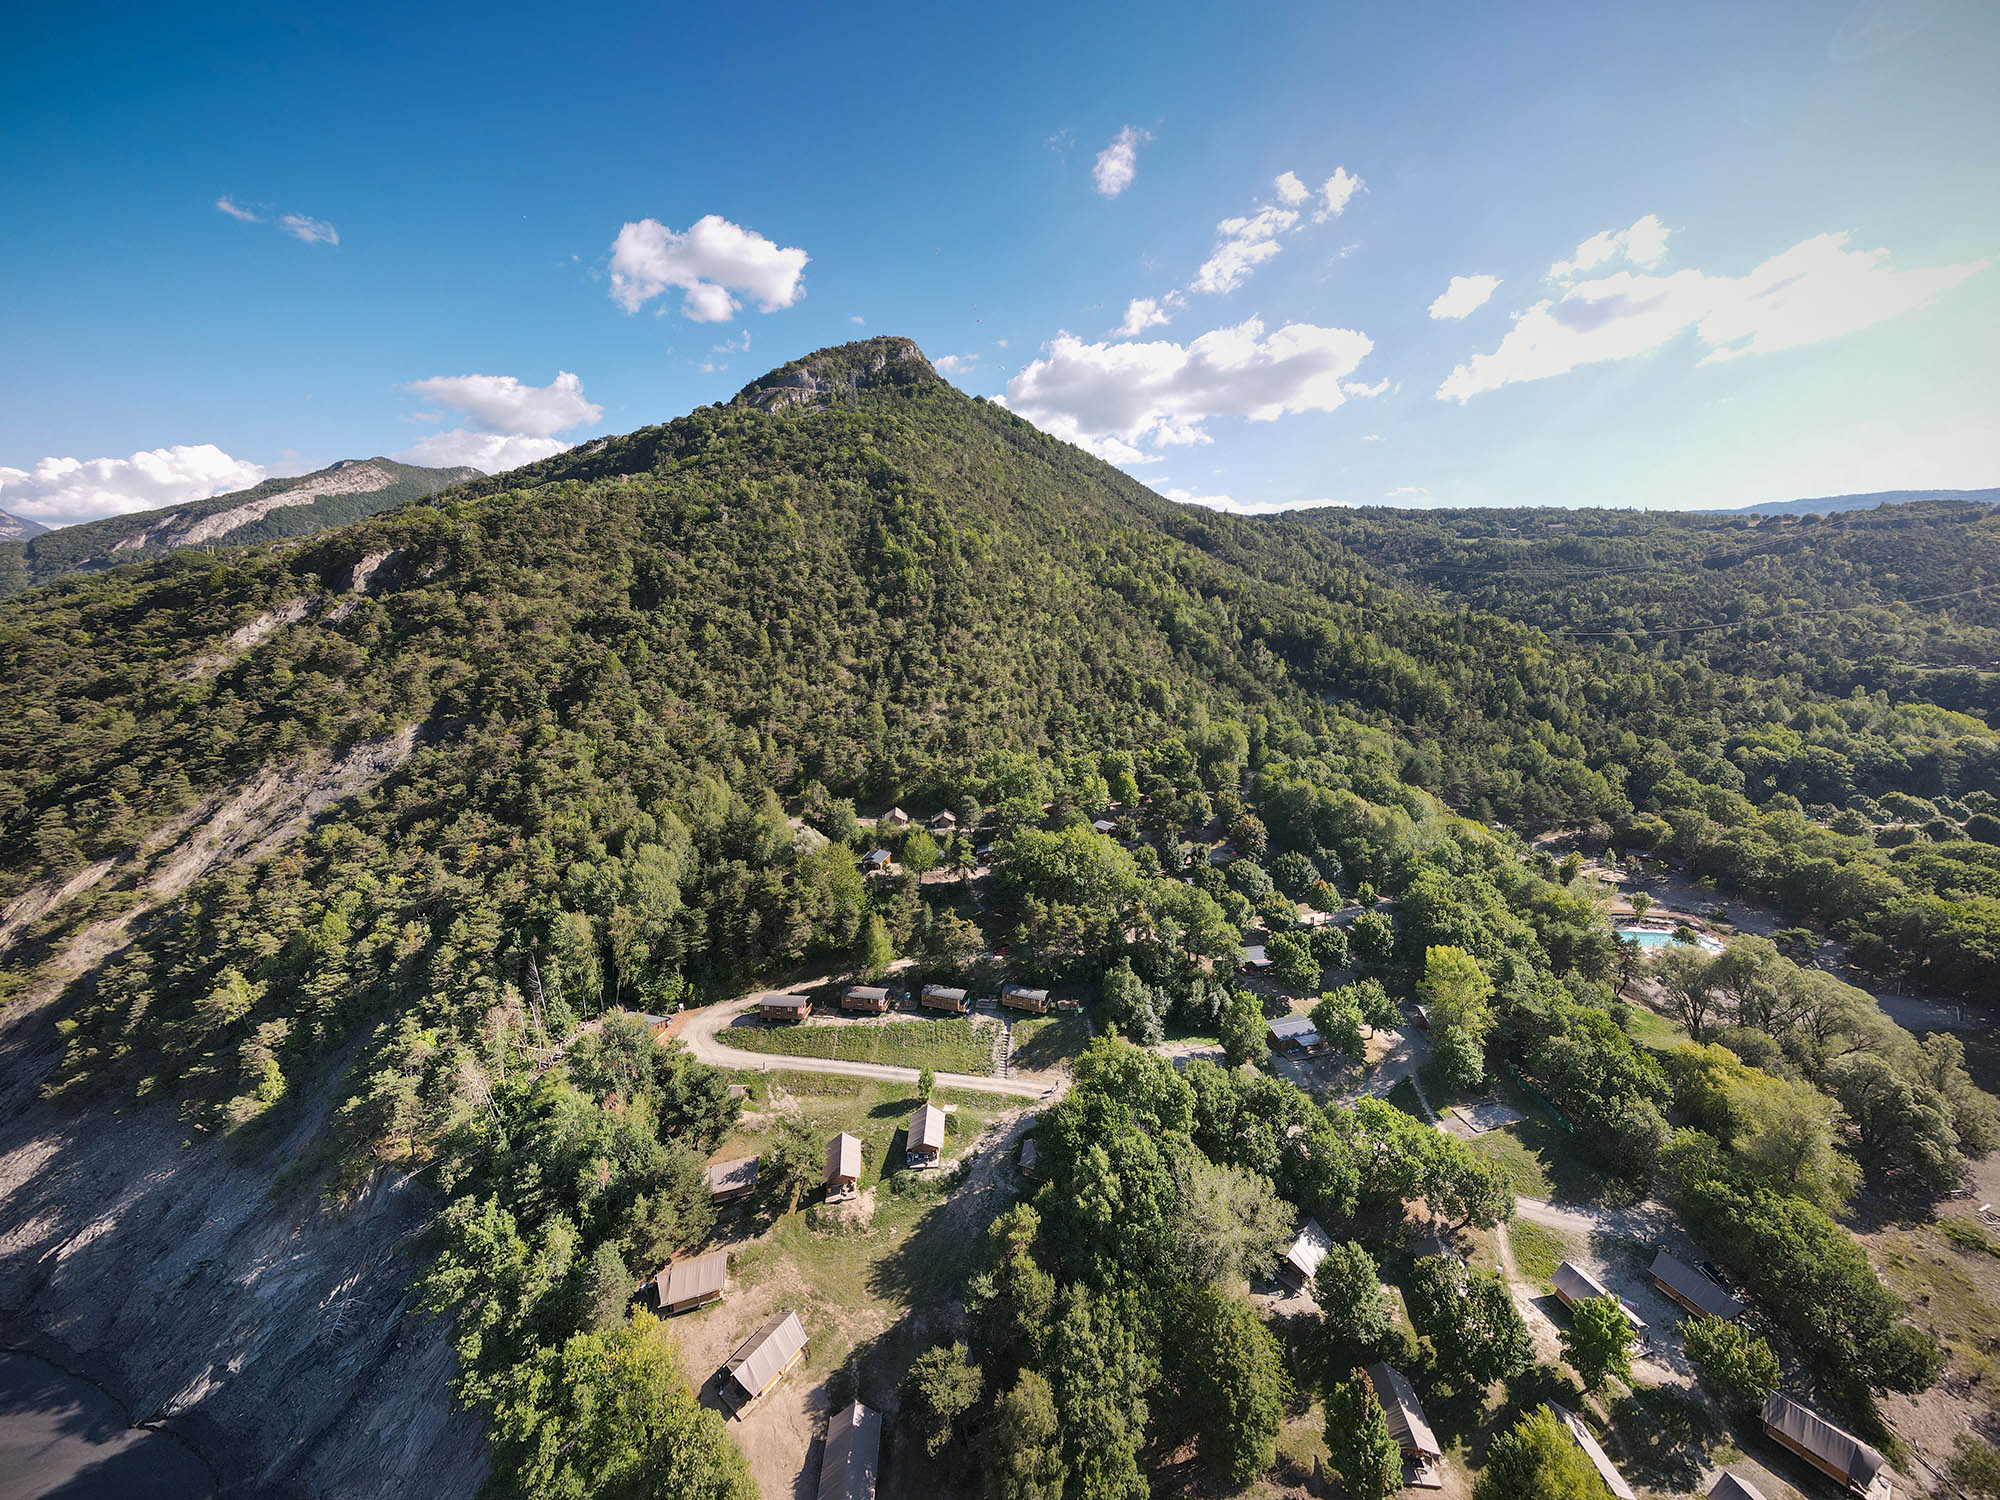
[1114, 296, 1174, 337]
[1439, 230, 1990, 403]
[394, 431, 572, 473]
[1428, 274, 1502, 320]
[0, 444, 266, 528]
[1273, 171, 1309, 206]
[277, 213, 339, 246]
[1549, 213, 1668, 281]
[1193, 204, 1301, 295]
[934, 353, 979, 375]
[608, 214, 809, 322]
[1005, 318, 1376, 460]
[1092, 126, 1151, 197]
[1313, 168, 1363, 223]
[402, 371, 602, 437]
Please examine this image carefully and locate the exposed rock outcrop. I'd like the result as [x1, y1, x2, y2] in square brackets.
[732, 336, 935, 413]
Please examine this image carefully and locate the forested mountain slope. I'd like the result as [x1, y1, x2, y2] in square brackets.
[0, 456, 477, 598]
[0, 337, 1995, 1496]
[0, 508, 49, 541]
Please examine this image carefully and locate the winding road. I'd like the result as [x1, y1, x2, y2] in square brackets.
[673, 990, 1062, 1100]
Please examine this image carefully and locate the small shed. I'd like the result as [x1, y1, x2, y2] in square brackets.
[863, 848, 892, 871]
[825, 1132, 862, 1199]
[1283, 1217, 1335, 1287]
[705, 1155, 760, 1203]
[1554, 1260, 1647, 1332]
[1018, 1135, 1042, 1179]
[1239, 943, 1274, 973]
[655, 1248, 729, 1314]
[842, 985, 892, 1013]
[817, 1399, 883, 1500]
[906, 1101, 947, 1167]
[1268, 1014, 1322, 1056]
[724, 1311, 809, 1408]
[920, 984, 970, 1013]
[1091, 818, 1118, 834]
[881, 807, 911, 828]
[759, 993, 812, 1022]
[1367, 1362, 1443, 1488]
[927, 810, 958, 833]
[1761, 1393, 1891, 1498]
[1707, 1475, 1771, 1500]
[1550, 1403, 1638, 1500]
[1000, 985, 1050, 1014]
[1650, 1249, 1743, 1320]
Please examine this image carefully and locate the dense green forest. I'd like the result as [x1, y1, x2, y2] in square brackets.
[2, 338, 1996, 1496]
[0, 456, 475, 597]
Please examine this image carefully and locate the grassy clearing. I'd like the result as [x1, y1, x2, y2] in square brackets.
[1509, 1220, 1571, 1290]
[1874, 1221, 2000, 1394]
[1009, 1014, 1091, 1071]
[722, 1015, 995, 1074]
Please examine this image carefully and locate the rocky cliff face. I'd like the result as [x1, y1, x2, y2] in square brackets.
[0, 733, 484, 1500]
[732, 336, 935, 413]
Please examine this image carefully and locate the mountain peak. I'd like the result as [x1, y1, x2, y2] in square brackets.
[731, 336, 936, 413]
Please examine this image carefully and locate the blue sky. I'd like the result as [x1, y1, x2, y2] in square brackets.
[4, 0, 1997, 525]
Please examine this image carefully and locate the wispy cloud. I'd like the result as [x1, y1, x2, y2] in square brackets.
[277, 213, 339, 246]
[215, 195, 260, 222]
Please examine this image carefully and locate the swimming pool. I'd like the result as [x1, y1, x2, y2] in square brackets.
[1615, 926, 1723, 953]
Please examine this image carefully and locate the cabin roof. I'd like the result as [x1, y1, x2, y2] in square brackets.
[1268, 1015, 1320, 1044]
[727, 1311, 808, 1398]
[705, 1155, 760, 1195]
[845, 985, 890, 1001]
[1651, 1249, 1743, 1319]
[1286, 1218, 1334, 1281]
[921, 984, 968, 1000]
[817, 1400, 883, 1500]
[1366, 1363, 1441, 1458]
[826, 1132, 862, 1184]
[1706, 1474, 1771, 1500]
[659, 1248, 728, 1306]
[761, 992, 810, 1010]
[909, 1101, 947, 1151]
[1762, 1393, 1886, 1486]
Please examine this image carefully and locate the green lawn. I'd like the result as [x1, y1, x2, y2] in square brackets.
[721, 1015, 996, 1074]
[1010, 1014, 1091, 1071]
[1509, 1220, 1571, 1291]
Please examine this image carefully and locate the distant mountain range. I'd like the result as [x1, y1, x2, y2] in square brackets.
[0, 508, 50, 542]
[0, 457, 476, 598]
[1712, 487, 2000, 517]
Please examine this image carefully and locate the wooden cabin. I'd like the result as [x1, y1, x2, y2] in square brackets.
[1554, 1260, 1647, 1333]
[920, 984, 970, 1014]
[817, 1400, 883, 1500]
[906, 1102, 947, 1168]
[1366, 1363, 1443, 1489]
[705, 1155, 760, 1203]
[1000, 985, 1051, 1014]
[655, 1248, 728, 1314]
[927, 810, 958, 833]
[1018, 1135, 1043, 1179]
[1761, 1393, 1892, 1498]
[1282, 1218, 1334, 1288]
[759, 993, 812, 1022]
[1550, 1403, 1638, 1500]
[825, 1132, 862, 1200]
[1649, 1249, 1743, 1320]
[1239, 943, 1274, 973]
[880, 807, 911, 828]
[842, 985, 892, 1013]
[724, 1311, 809, 1410]
[1267, 1014, 1322, 1057]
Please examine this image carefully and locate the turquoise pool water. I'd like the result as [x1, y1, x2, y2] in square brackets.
[1615, 926, 1723, 952]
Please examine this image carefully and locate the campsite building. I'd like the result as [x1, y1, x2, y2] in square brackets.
[906, 1101, 947, 1167]
[1707, 1475, 1771, 1500]
[1268, 1014, 1322, 1057]
[724, 1311, 809, 1410]
[927, 810, 958, 833]
[881, 808, 911, 828]
[1761, 1393, 1892, 1497]
[1239, 943, 1274, 974]
[863, 848, 892, 872]
[1000, 985, 1051, 1014]
[1551, 1403, 1638, 1500]
[759, 993, 812, 1022]
[920, 984, 970, 1013]
[1554, 1260, 1647, 1332]
[1283, 1218, 1335, 1287]
[705, 1155, 760, 1203]
[1650, 1250, 1744, 1320]
[825, 1132, 862, 1200]
[655, 1248, 729, 1314]
[842, 985, 892, 1013]
[1091, 818, 1117, 834]
[817, 1400, 883, 1500]
[1366, 1363, 1443, 1488]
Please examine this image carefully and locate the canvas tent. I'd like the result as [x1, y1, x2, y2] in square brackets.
[1283, 1218, 1334, 1286]
[1554, 1260, 1646, 1331]
[655, 1248, 728, 1313]
[724, 1311, 808, 1408]
[1761, 1393, 1891, 1497]
[1707, 1475, 1771, 1500]
[1650, 1249, 1743, 1320]
[1550, 1403, 1638, 1500]
[705, 1155, 760, 1202]
[817, 1400, 883, 1500]
[1366, 1363, 1442, 1480]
